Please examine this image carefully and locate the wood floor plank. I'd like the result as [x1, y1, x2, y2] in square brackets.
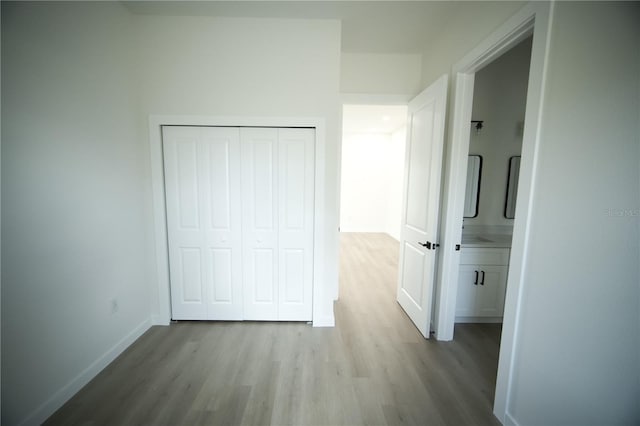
[45, 232, 503, 426]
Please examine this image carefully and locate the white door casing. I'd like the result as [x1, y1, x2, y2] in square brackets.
[397, 74, 448, 338]
[163, 126, 243, 320]
[428, 3, 553, 422]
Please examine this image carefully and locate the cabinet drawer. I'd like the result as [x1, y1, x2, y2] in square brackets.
[460, 248, 509, 265]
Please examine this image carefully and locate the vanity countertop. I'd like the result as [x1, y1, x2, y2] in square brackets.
[461, 233, 512, 248]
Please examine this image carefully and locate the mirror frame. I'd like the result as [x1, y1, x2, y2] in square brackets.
[504, 156, 521, 219]
[463, 155, 483, 218]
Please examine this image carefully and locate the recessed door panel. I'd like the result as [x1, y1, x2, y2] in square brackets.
[180, 248, 203, 302]
[283, 249, 304, 303]
[400, 243, 425, 305]
[253, 249, 275, 303]
[176, 140, 200, 230]
[405, 102, 435, 231]
[207, 140, 231, 230]
[283, 142, 306, 229]
[252, 141, 275, 230]
[210, 249, 232, 303]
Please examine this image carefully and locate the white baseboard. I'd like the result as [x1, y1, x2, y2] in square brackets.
[504, 411, 520, 426]
[151, 314, 170, 326]
[312, 315, 335, 327]
[20, 318, 152, 426]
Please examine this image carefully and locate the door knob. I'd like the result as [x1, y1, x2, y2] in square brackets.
[418, 241, 439, 250]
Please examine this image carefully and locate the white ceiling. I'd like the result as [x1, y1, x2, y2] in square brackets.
[342, 104, 407, 134]
[122, 1, 470, 54]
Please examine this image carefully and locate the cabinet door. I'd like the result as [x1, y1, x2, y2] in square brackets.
[456, 265, 480, 317]
[475, 265, 508, 317]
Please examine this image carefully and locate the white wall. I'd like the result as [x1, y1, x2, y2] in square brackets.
[340, 133, 393, 232]
[341, 52, 422, 97]
[2, 5, 342, 424]
[133, 14, 342, 325]
[1, 3, 152, 425]
[507, 3, 640, 424]
[386, 127, 407, 240]
[339, 128, 405, 239]
[465, 37, 531, 228]
[422, 2, 639, 424]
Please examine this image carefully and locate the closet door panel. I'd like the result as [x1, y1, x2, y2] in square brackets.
[278, 128, 314, 320]
[200, 127, 243, 320]
[241, 128, 279, 320]
[164, 126, 243, 320]
[163, 126, 207, 319]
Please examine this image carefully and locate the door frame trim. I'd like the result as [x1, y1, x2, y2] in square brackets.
[148, 115, 329, 327]
[432, 2, 554, 423]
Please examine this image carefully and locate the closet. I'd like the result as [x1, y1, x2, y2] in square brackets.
[162, 126, 315, 321]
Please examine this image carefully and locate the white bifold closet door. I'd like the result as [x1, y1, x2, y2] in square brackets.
[162, 126, 314, 321]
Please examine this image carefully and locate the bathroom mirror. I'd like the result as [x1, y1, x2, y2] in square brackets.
[463, 155, 482, 218]
[504, 156, 521, 219]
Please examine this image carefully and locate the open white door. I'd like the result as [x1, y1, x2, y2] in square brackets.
[397, 75, 448, 338]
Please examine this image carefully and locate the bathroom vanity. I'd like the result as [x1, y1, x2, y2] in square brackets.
[456, 233, 511, 323]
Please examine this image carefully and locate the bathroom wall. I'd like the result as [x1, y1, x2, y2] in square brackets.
[464, 36, 532, 229]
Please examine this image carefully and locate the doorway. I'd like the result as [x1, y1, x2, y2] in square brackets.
[338, 104, 407, 303]
[454, 36, 533, 325]
[432, 3, 553, 422]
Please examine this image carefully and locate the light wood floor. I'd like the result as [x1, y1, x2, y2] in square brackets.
[46, 233, 502, 426]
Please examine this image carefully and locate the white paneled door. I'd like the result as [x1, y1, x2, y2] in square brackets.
[241, 128, 315, 321]
[163, 126, 243, 320]
[397, 75, 448, 338]
[276, 129, 315, 320]
[241, 128, 280, 321]
[163, 126, 314, 321]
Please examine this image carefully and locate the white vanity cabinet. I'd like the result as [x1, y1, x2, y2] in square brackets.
[455, 247, 509, 322]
